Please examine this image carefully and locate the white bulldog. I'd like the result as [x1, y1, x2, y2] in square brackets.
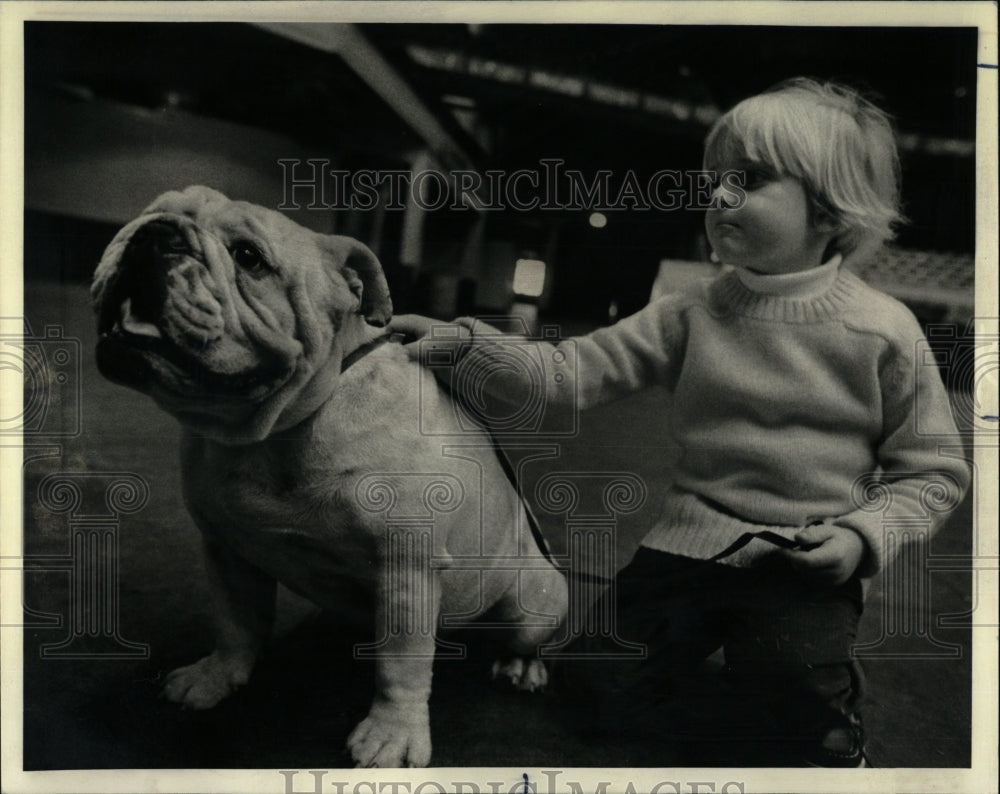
[91, 186, 568, 768]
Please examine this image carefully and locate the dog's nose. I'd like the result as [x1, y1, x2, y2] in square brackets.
[127, 220, 190, 258]
[122, 221, 192, 323]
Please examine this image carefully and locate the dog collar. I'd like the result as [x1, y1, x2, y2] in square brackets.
[340, 333, 403, 373]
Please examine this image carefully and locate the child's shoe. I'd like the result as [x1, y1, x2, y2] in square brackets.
[804, 713, 869, 768]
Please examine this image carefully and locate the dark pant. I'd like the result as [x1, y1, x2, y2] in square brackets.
[563, 547, 865, 762]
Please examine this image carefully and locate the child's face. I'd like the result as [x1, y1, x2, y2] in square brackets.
[705, 160, 836, 275]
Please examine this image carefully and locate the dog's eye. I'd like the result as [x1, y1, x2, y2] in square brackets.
[230, 242, 271, 275]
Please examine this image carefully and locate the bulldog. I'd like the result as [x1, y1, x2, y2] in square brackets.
[91, 186, 568, 768]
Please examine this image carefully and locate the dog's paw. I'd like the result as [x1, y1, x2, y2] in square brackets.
[347, 700, 431, 768]
[491, 656, 549, 693]
[162, 651, 254, 710]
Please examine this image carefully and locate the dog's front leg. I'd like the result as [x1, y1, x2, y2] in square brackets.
[163, 536, 276, 709]
[347, 539, 440, 768]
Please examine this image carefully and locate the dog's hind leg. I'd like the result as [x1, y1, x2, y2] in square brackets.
[162, 536, 276, 709]
[489, 558, 568, 693]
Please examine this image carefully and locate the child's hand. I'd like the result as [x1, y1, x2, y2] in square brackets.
[389, 315, 474, 361]
[784, 524, 866, 586]
[388, 314, 456, 359]
[388, 314, 438, 344]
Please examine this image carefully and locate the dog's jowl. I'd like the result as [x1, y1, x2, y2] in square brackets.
[91, 186, 568, 768]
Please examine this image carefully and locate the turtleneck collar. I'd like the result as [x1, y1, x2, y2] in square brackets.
[734, 254, 843, 298]
[710, 256, 866, 324]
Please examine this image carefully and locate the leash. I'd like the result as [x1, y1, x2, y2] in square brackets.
[706, 529, 812, 562]
[482, 427, 558, 565]
[361, 331, 559, 567]
[565, 531, 813, 587]
[339, 331, 556, 565]
[347, 333, 810, 581]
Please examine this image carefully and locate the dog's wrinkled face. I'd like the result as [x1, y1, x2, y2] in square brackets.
[92, 186, 392, 442]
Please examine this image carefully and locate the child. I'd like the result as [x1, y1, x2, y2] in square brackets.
[389, 78, 970, 766]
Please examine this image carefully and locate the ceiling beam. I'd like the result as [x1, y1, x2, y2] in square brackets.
[256, 23, 474, 170]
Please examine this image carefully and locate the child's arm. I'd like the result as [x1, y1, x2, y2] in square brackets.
[390, 296, 689, 412]
[788, 323, 971, 581]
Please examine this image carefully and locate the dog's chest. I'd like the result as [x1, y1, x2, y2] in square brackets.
[201, 443, 296, 516]
[181, 436, 365, 558]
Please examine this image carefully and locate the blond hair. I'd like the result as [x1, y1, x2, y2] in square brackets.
[704, 78, 904, 265]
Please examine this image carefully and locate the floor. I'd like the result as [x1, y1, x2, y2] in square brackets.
[17, 281, 976, 771]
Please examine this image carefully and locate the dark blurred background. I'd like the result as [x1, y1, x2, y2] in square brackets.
[25, 22, 977, 327]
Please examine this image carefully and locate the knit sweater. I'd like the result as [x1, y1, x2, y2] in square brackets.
[448, 265, 970, 577]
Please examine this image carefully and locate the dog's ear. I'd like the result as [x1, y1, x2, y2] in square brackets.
[320, 236, 393, 327]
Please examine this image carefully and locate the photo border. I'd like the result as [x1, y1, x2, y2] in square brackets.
[2, 2, 996, 793]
